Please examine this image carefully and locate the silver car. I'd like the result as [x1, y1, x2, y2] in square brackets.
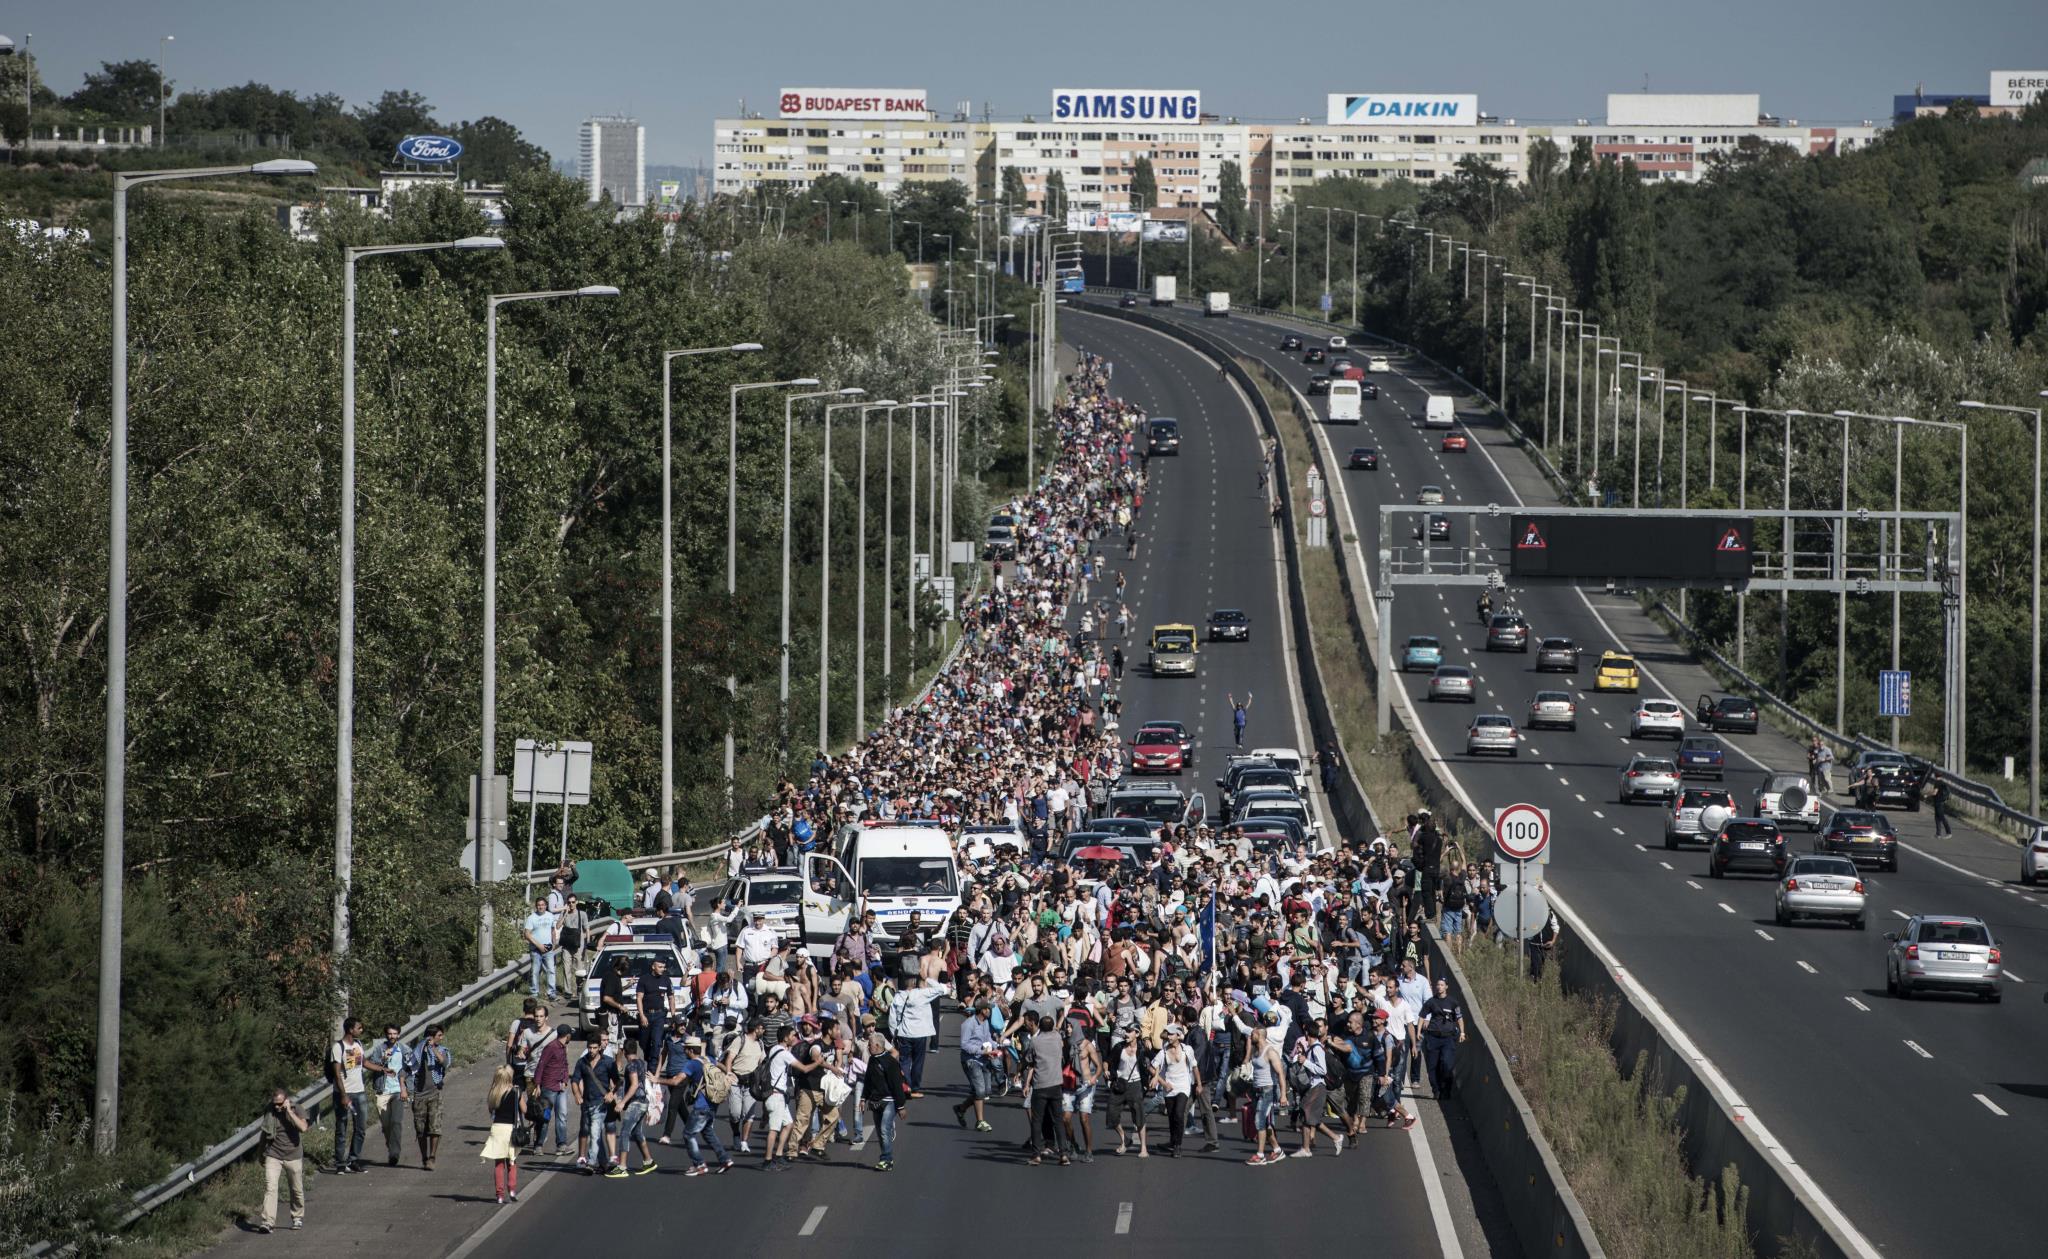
[1465, 714, 1520, 757]
[1753, 770, 1821, 831]
[1527, 690, 1577, 731]
[1428, 664, 1475, 702]
[1773, 855, 1867, 929]
[1416, 485, 1445, 506]
[1619, 754, 1681, 805]
[1886, 915, 2003, 1001]
[1663, 787, 1736, 849]
[2022, 826, 2048, 885]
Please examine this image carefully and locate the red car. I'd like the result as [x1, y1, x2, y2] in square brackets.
[1441, 433, 1469, 452]
[1128, 726, 1185, 774]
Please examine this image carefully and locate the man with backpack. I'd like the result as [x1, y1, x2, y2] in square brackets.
[410, 1024, 450, 1170]
[721, 1019, 768, 1155]
[673, 1036, 734, 1176]
[1289, 1018, 1342, 1157]
[759, 1023, 801, 1170]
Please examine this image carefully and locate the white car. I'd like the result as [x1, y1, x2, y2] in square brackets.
[1416, 485, 1445, 506]
[2024, 826, 2048, 886]
[1249, 746, 1310, 795]
[1527, 690, 1577, 731]
[1774, 855, 1867, 929]
[1328, 335, 1349, 352]
[1367, 356, 1392, 373]
[1753, 771, 1821, 831]
[579, 928, 697, 1034]
[720, 869, 803, 943]
[1630, 699, 1686, 740]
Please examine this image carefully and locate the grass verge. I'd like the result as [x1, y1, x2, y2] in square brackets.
[1458, 942, 1766, 1259]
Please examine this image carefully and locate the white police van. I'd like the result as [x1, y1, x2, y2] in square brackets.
[802, 823, 962, 975]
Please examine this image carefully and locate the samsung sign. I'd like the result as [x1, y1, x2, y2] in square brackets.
[1326, 94, 1480, 127]
[1052, 89, 1202, 122]
[396, 134, 464, 163]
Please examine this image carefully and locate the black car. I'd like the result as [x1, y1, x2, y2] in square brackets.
[1279, 334, 1303, 351]
[1709, 818, 1788, 878]
[1304, 347, 1327, 364]
[1306, 374, 1332, 396]
[1207, 608, 1251, 641]
[1696, 694, 1760, 733]
[1348, 447, 1379, 470]
[1416, 513, 1451, 542]
[1847, 752, 1929, 811]
[1148, 418, 1181, 456]
[1118, 294, 1138, 308]
[1815, 809, 1900, 871]
[1361, 381, 1380, 400]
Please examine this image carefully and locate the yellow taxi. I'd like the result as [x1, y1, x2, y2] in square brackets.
[1148, 624, 1199, 677]
[1594, 651, 1640, 693]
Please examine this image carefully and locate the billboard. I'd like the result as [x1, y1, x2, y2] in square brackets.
[1507, 514, 1754, 582]
[1141, 219, 1188, 243]
[657, 180, 680, 205]
[1065, 209, 1143, 234]
[1052, 89, 1202, 121]
[1007, 214, 1044, 237]
[779, 88, 928, 120]
[1326, 93, 1480, 127]
[1991, 71, 2048, 108]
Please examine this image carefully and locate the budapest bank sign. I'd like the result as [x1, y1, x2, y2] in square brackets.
[779, 88, 929, 120]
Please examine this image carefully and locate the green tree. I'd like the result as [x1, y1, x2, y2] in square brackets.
[448, 116, 551, 183]
[353, 89, 439, 163]
[1216, 159, 1248, 241]
[1044, 170, 1069, 220]
[63, 59, 162, 122]
[1130, 155, 1158, 210]
[1001, 165, 1028, 212]
[891, 178, 973, 258]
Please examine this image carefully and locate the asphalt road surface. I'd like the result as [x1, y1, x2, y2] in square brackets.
[473, 309, 1459, 1258]
[1113, 296, 2048, 1259]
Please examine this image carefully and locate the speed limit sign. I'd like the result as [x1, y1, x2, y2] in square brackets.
[1493, 802, 1551, 863]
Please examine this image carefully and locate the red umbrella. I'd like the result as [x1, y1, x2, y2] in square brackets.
[1070, 846, 1127, 862]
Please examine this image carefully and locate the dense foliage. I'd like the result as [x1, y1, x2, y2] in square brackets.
[0, 164, 1022, 1206]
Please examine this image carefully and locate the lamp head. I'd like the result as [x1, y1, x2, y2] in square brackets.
[730, 342, 765, 352]
[576, 285, 621, 298]
[836, 387, 865, 396]
[869, 399, 900, 408]
[791, 377, 821, 387]
[452, 235, 505, 251]
[250, 158, 319, 177]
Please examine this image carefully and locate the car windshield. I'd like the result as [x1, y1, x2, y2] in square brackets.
[1644, 701, 1680, 713]
[1408, 637, 1440, 650]
[1235, 770, 1294, 790]
[1720, 699, 1756, 713]
[1722, 822, 1779, 841]
[590, 948, 672, 980]
[1680, 789, 1733, 808]
[1604, 657, 1636, 669]
[1535, 692, 1571, 704]
[1682, 735, 1717, 747]
[1436, 667, 1471, 679]
[1137, 727, 1180, 741]
[1791, 857, 1859, 878]
[1833, 812, 1894, 834]
[1155, 637, 1191, 653]
[1917, 921, 1989, 946]
[1542, 639, 1574, 650]
[858, 857, 957, 897]
[747, 881, 800, 905]
[1475, 716, 1513, 728]
[1764, 773, 1810, 793]
[1114, 796, 1187, 823]
[1633, 758, 1677, 773]
[1212, 610, 1245, 622]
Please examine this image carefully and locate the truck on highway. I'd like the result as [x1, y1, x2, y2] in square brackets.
[1152, 275, 1177, 306]
[1424, 395, 1455, 428]
[1204, 291, 1229, 317]
[1327, 379, 1363, 423]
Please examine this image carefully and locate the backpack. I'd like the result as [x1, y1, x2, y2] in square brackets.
[702, 1062, 733, 1106]
[1287, 1043, 1317, 1095]
[747, 1055, 777, 1102]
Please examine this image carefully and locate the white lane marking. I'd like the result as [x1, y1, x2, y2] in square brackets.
[1846, 996, 1871, 1012]
[800, 1206, 830, 1236]
[1755, 928, 1774, 941]
[1903, 1040, 1932, 1060]
[1634, 842, 1647, 851]
[442, 1148, 565, 1259]
[1614, 827, 1627, 835]
[1891, 909, 1910, 920]
[1574, 793, 1586, 802]
[1592, 810, 1605, 818]
[1404, 1108, 1467, 1259]
[1975, 1093, 2008, 1117]
[1796, 960, 1817, 973]
[1718, 902, 1737, 914]
[2004, 971, 2025, 983]
[1116, 1202, 1134, 1235]
[1685, 880, 1702, 890]
[1659, 861, 1674, 870]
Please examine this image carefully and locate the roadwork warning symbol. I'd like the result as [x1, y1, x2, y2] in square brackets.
[1717, 527, 1747, 552]
[1517, 520, 1548, 550]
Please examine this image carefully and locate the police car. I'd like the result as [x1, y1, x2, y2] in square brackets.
[720, 867, 803, 944]
[578, 928, 696, 1036]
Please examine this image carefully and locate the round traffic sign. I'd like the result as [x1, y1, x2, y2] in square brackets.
[1493, 883, 1551, 941]
[1309, 498, 1327, 518]
[1493, 802, 1550, 861]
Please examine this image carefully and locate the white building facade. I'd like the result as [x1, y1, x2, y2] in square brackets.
[580, 115, 646, 208]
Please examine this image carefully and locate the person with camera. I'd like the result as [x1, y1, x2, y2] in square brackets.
[254, 1088, 308, 1233]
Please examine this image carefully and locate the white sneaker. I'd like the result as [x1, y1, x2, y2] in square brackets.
[738, 1142, 753, 1155]
[1332, 1134, 1344, 1153]
[1290, 1148, 1313, 1158]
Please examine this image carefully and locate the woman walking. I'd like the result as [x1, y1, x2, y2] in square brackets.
[482, 1065, 528, 1204]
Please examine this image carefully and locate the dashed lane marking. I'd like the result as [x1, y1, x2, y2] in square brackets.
[1903, 1040, 1932, 1060]
[800, 1207, 829, 1236]
[1846, 996, 1871, 1012]
[1797, 960, 1817, 974]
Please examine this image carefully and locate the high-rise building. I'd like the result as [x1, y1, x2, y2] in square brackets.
[579, 115, 645, 208]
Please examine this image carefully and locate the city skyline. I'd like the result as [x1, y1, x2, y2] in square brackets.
[3, 0, 2038, 169]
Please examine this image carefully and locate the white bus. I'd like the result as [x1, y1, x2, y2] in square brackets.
[1327, 379, 1363, 423]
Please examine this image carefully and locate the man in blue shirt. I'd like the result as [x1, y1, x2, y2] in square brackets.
[363, 1023, 411, 1168]
[676, 1037, 732, 1175]
[522, 896, 559, 1001]
[409, 1024, 450, 1170]
[570, 1031, 618, 1173]
[952, 1000, 999, 1132]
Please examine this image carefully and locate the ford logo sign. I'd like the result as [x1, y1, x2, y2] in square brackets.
[396, 134, 463, 164]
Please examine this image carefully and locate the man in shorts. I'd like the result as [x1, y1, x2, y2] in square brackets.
[1062, 1012, 1102, 1161]
[761, 1023, 801, 1170]
[953, 1001, 999, 1132]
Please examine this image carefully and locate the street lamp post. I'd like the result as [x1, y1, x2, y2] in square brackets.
[657, 341, 762, 853]
[819, 397, 893, 754]
[881, 401, 932, 709]
[157, 35, 172, 148]
[781, 387, 860, 763]
[97, 156, 317, 1156]
[481, 285, 618, 975]
[1958, 396, 2044, 811]
[726, 378, 818, 810]
[335, 234, 504, 1026]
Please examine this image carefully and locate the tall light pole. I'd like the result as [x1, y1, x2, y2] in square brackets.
[850, 399, 899, 737]
[336, 235, 504, 1025]
[98, 156, 317, 1156]
[481, 285, 618, 976]
[657, 341, 761, 852]
[157, 35, 172, 148]
[1249, 198, 1265, 307]
[880, 401, 933, 711]
[1349, 211, 1377, 328]
[840, 198, 860, 244]
[781, 387, 859, 763]
[1320, 204, 1333, 308]
[1958, 396, 2043, 811]
[725, 377, 818, 810]
[819, 397, 891, 754]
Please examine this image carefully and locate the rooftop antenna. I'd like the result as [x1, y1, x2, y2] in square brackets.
[1642, 73, 1650, 93]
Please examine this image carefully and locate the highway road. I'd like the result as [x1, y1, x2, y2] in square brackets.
[464, 311, 1467, 1257]
[1110, 296, 2048, 1259]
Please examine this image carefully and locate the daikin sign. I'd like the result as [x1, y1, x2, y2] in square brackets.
[1326, 93, 1480, 126]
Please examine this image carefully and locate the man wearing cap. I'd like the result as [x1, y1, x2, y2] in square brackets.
[738, 912, 780, 986]
[1370, 1007, 1416, 1130]
[787, 1016, 840, 1162]
[636, 957, 676, 1067]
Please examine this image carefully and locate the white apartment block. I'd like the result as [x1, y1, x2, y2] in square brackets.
[580, 115, 646, 208]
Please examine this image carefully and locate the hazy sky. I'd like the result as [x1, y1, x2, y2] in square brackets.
[6, 0, 2041, 167]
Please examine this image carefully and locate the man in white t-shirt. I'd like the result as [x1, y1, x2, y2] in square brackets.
[737, 915, 781, 984]
[761, 1024, 800, 1168]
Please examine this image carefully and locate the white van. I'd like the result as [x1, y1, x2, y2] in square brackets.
[1327, 379, 1362, 423]
[1424, 395, 1455, 428]
[802, 824, 961, 971]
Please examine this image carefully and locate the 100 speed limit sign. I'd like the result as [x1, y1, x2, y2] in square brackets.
[1493, 803, 1551, 862]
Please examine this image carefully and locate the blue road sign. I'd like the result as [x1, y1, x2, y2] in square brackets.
[1879, 670, 1912, 718]
[1319, 292, 1333, 312]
